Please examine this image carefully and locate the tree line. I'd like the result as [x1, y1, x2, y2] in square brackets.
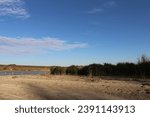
[50, 55, 150, 78]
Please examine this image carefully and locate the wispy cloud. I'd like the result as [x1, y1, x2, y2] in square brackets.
[0, 36, 87, 55]
[86, 8, 103, 14]
[0, 0, 29, 19]
[103, 1, 117, 7]
[86, 1, 117, 14]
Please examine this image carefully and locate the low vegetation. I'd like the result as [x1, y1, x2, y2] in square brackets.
[51, 55, 150, 79]
[0, 55, 150, 79]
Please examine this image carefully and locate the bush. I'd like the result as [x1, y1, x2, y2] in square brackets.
[51, 66, 65, 75]
[66, 65, 79, 75]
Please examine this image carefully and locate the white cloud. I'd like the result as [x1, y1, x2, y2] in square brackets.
[0, 0, 29, 18]
[86, 1, 117, 15]
[86, 8, 103, 14]
[0, 36, 87, 55]
[103, 1, 117, 7]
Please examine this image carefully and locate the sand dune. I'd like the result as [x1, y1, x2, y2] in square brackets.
[0, 75, 150, 100]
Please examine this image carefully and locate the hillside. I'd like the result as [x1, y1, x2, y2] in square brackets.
[0, 64, 50, 71]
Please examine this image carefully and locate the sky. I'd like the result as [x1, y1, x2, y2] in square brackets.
[0, 0, 150, 66]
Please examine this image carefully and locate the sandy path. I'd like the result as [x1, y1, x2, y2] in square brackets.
[0, 75, 150, 100]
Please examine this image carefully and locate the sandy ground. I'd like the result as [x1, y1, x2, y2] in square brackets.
[0, 75, 150, 100]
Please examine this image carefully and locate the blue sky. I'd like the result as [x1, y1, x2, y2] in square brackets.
[0, 0, 150, 66]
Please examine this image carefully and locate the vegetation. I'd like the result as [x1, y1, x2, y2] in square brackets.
[51, 66, 65, 75]
[0, 64, 49, 71]
[0, 55, 150, 79]
[49, 55, 150, 79]
[66, 65, 79, 75]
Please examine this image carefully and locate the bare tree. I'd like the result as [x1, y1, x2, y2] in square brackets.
[138, 54, 150, 64]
